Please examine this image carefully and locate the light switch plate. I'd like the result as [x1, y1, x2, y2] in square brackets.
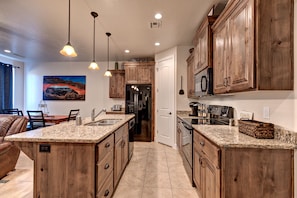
[239, 111, 253, 120]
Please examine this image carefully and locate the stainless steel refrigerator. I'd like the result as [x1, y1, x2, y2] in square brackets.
[125, 84, 152, 142]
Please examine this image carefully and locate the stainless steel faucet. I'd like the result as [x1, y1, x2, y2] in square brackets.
[91, 108, 106, 121]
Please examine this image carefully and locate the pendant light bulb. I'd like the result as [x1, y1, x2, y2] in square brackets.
[60, 42, 77, 57]
[105, 32, 112, 77]
[104, 70, 112, 77]
[88, 61, 99, 70]
[88, 11, 99, 70]
[60, 0, 77, 57]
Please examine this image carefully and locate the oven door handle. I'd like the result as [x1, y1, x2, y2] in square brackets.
[181, 122, 193, 131]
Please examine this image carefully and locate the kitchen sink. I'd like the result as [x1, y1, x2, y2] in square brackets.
[84, 119, 122, 126]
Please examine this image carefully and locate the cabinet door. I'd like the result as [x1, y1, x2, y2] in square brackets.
[202, 158, 220, 198]
[198, 27, 208, 72]
[114, 140, 122, 186]
[187, 54, 195, 98]
[138, 66, 152, 84]
[193, 148, 203, 195]
[125, 65, 138, 84]
[109, 70, 125, 98]
[122, 134, 129, 169]
[193, 43, 200, 74]
[213, 22, 229, 94]
[228, 0, 254, 92]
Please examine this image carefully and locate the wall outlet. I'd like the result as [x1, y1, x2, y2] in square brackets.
[263, 106, 270, 119]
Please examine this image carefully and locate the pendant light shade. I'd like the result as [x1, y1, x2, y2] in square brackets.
[60, 0, 77, 57]
[88, 11, 99, 70]
[104, 32, 112, 77]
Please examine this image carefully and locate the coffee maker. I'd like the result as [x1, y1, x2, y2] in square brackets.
[189, 102, 199, 116]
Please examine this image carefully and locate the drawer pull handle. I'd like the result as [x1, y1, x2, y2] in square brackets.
[105, 143, 110, 148]
[104, 163, 110, 170]
[104, 190, 109, 197]
[200, 141, 205, 146]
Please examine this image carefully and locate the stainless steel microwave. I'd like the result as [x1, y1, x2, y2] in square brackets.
[194, 67, 213, 97]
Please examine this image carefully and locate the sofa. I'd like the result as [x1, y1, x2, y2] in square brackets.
[0, 114, 28, 179]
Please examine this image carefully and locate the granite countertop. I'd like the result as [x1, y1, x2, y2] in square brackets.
[5, 114, 135, 144]
[177, 113, 296, 149]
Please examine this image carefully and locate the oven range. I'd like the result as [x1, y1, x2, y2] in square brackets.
[178, 105, 234, 186]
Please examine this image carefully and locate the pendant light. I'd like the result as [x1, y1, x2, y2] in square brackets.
[104, 32, 112, 77]
[60, 0, 77, 57]
[88, 12, 99, 70]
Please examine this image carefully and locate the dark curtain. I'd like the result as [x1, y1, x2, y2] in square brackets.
[0, 62, 13, 110]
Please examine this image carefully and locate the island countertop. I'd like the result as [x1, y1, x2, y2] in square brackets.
[5, 114, 135, 144]
[177, 114, 296, 149]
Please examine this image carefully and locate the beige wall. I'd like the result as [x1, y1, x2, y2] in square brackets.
[24, 61, 124, 118]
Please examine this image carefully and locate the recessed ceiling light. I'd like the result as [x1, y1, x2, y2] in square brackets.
[155, 13, 162, 20]
[125, 50, 130, 53]
[155, 42, 160, 46]
[4, 49, 11, 53]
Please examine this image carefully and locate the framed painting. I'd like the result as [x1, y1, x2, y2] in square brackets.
[43, 75, 86, 100]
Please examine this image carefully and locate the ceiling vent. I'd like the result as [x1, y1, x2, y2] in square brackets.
[150, 21, 162, 29]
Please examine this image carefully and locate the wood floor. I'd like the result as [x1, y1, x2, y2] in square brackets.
[0, 142, 199, 198]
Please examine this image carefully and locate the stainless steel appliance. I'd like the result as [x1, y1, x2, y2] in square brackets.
[194, 67, 213, 97]
[179, 105, 234, 186]
[125, 84, 152, 142]
[177, 118, 194, 186]
[128, 118, 135, 160]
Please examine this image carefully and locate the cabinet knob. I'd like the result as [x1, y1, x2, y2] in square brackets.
[104, 163, 110, 170]
[104, 190, 109, 197]
[105, 143, 110, 148]
[200, 141, 205, 146]
[169, 112, 172, 115]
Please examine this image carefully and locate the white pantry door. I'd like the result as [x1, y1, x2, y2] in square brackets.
[156, 56, 174, 147]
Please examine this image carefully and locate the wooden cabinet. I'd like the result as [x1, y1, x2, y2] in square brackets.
[114, 123, 129, 186]
[124, 61, 155, 84]
[193, 129, 294, 198]
[96, 134, 114, 197]
[109, 70, 125, 98]
[186, 53, 195, 98]
[193, 16, 217, 74]
[212, 0, 294, 94]
[193, 130, 220, 198]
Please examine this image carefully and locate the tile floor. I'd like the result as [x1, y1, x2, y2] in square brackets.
[0, 142, 199, 198]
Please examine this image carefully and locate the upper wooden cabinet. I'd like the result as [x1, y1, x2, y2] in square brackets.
[193, 16, 217, 74]
[212, 0, 294, 94]
[187, 53, 195, 98]
[109, 70, 125, 98]
[124, 61, 155, 84]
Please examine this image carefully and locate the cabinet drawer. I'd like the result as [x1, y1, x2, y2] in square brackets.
[96, 172, 113, 198]
[97, 150, 113, 190]
[194, 131, 220, 168]
[98, 134, 114, 162]
[115, 126, 124, 143]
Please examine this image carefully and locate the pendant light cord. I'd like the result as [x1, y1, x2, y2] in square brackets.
[106, 32, 111, 70]
[67, 0, 71, 43]
[93, 15, 95, 61]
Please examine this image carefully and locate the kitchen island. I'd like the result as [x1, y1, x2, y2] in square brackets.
[5, 114, 135, 198]
[177, 114, 296, 198]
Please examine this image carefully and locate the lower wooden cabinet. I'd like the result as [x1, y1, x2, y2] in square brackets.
[193, 130, 220, 198]
[193, 129, 293, 198]
[114, 123, 129, 186]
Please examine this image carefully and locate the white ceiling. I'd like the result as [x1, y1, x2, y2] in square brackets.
[0, 0, 225, 62]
